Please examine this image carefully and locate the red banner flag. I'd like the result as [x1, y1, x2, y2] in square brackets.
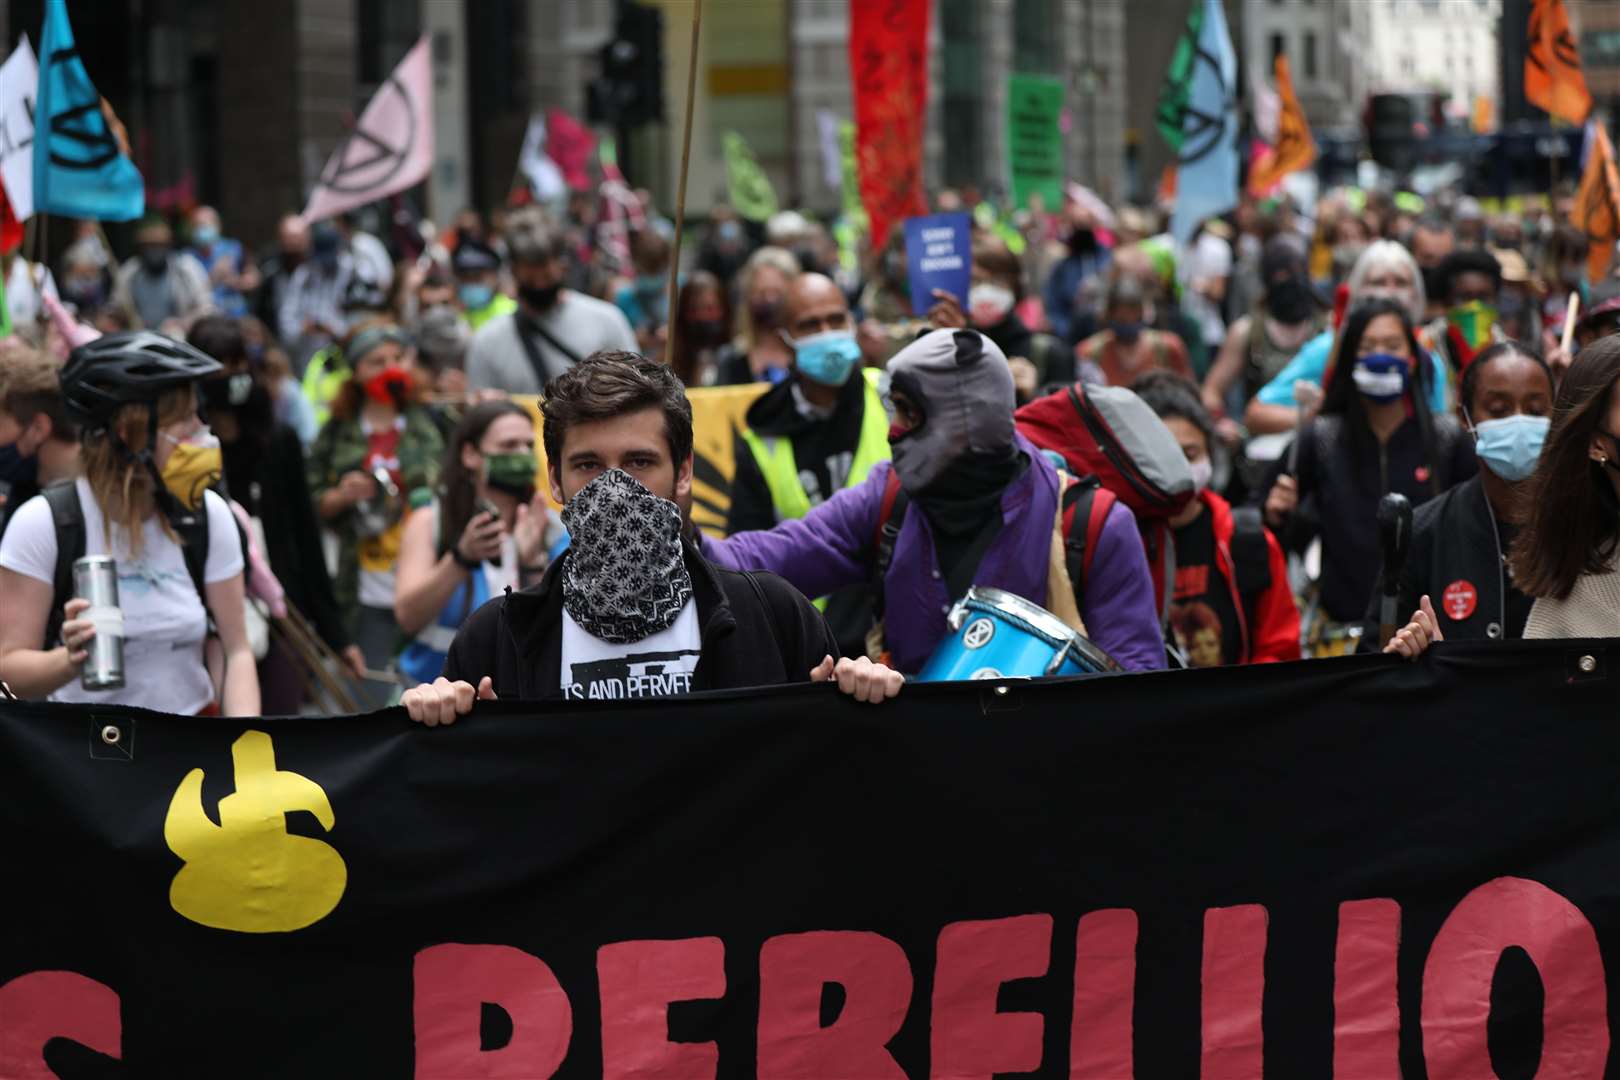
[849, 0, 931, 254]
[0, 181, 22, 254]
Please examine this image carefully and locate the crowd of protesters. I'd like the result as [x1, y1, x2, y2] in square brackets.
[1, 172, 1618, 716]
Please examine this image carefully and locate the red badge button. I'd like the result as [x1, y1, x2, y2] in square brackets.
[1415, 465, 1432, 484]
[1442, 580, 1477, 621]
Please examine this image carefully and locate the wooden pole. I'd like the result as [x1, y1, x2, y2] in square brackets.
[665, 0, 704, 354]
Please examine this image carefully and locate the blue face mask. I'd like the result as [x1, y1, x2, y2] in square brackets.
[787, 328, 862, 387]
[1470, 413, 1549, 483]
[192, 225, 219, 247]
[459, 283, 494, 310]
[1351, 353, 1410, 404]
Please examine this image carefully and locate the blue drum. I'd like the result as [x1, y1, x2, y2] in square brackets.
[916, 587, 1120, 682]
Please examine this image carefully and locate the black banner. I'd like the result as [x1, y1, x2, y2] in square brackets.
[4, 641, 1620, 1078]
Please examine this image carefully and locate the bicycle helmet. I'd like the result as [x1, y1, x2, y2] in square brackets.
[61, 331, 222, 429]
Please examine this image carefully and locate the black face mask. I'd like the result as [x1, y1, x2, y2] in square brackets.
[749, 298, 783, 328]
[1068, 229, 1097, 255]
[1420, 265, 1446, 306]
[519, 282, 562, 312]
[1265, 274, 1316, 324]
[139, 248, 169, 274]
[686, 318, 727, 345]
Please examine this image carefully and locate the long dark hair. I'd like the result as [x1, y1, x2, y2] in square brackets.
[666, 271, 730, 386]
[1509, 336, 1620, 599]
[1320, 296, 1440, 495]
[436, 400, 534, 555]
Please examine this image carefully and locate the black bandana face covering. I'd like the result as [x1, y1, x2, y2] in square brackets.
[560, 467, 693, 644]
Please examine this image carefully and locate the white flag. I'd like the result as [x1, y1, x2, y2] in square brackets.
[0, 36, 39, 219]
[302, 36, 434, 222]
[518, 114, 567, 203]
[816, 110, 842, 191]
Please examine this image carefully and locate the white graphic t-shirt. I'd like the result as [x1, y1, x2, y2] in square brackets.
[0, 478, 244, 713]
[559, 599, 702, 701]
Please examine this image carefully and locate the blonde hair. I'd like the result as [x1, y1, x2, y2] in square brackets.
[81, 386, 194, 555]
[732, 245, 801, 351]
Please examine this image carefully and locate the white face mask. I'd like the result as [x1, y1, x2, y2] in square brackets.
[967, 283, 1016, 328]
[1188, 457, 1213, 493]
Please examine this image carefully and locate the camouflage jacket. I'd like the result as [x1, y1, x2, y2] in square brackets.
[306, 406, 445, 633]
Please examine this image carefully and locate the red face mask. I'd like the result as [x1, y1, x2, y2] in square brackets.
[363, 365, 413, 405]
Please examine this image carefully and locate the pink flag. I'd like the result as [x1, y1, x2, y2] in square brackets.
[302, 36, 433, 223]
[546, 109, 596, 191]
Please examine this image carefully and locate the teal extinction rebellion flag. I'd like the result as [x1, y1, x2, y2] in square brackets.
[33, 0, 145, 220]
[1007, 74, 1064, 212]
[1168, 0, 1239, 245]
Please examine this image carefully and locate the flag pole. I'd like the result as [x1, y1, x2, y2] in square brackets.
[665, 0, 703, 356]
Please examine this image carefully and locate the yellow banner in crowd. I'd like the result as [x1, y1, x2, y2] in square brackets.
[516, 383, 769, 537]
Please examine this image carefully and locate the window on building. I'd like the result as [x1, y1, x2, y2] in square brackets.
[941, 0, 982, 188]
[358, 0, 420, 90]
[1303, 31, 1318, 78]
[1270, 33, 1286, 63]
[1014, 0, 1057, 73]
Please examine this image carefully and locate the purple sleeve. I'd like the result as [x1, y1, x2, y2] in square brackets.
[702, 465, 887, 599]
[1081, 501, 1167, 672]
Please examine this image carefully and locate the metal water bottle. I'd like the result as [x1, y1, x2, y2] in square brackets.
[73, 555, 125, 691]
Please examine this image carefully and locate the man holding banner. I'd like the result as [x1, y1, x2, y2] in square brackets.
[402, 351, 902, 723]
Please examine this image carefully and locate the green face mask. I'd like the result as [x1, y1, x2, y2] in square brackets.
[483, 451, 538, 498]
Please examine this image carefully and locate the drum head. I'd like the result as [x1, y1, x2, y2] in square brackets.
[1064, 632, 1122, 674]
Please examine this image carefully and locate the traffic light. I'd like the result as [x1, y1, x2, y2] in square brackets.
[586, 0, 664, 127]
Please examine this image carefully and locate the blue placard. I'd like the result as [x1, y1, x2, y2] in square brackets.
[903, 212, 972, 317]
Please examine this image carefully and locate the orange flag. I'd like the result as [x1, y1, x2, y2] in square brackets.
[1572, 124, 1620, 282]
[1525, 0, 1592, 125]
[1247, 55, 1315, 196]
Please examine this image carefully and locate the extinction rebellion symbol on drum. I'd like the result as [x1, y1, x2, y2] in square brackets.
[963, 618, 996, 649]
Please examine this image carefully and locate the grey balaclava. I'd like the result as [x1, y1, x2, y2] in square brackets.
[887, 328, 1016, 493]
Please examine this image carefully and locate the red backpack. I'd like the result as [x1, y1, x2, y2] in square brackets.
[1015, 383, 1197, 619]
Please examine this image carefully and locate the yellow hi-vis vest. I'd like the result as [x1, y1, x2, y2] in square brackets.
[739, 368, 890, 523]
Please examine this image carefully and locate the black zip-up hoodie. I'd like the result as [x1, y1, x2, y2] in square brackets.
[443, 540, 839, 699]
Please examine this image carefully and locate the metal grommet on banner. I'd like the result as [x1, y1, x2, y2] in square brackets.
[994, 685, 1009, 697]
[89, 716, 135, 761]
[1566, 650, 1607, 686]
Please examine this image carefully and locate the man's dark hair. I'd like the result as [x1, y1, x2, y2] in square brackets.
[1131, 370, 1214, 447]
[1437, 248, 1502, 302]
[542, 351, 694, 469]
[505, 208, 560, 267]
[186, 315, 248, 365]
[1412, 215, 1452, 238]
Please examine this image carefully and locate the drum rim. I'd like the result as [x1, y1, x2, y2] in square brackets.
[959, 586, 1086, 651]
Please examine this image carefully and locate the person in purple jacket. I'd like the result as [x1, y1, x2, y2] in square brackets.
[702, 328, 1166, 673]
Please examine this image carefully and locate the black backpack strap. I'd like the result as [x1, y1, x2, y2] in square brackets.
[1228, 505, 1272, 610]
[43, 482, 87, 648]
[514, 314, 584, 390]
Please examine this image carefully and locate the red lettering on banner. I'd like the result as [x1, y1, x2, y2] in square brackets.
[1071, 909, 1137, 1079]
[412, 943, 572, 1078]
[598, 937, 726, 1080]
[757, 930, 911, 1079]
[1332, 898, 1401, 1077]
[0, 971, 122, 1078]
[1422, 876, 1608, 1078]
[849, 0, 931, 250]
[1201, 904, 1268, 1079]
[931, 913, 1052, 1079]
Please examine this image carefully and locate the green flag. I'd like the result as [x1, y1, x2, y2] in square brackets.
[0, 269, 11, 339]
[837, 121, 866, 230]
[722, 131, 778, 223]
[1006, 74, 1065, 213]
[1154, 0, 1206, 152]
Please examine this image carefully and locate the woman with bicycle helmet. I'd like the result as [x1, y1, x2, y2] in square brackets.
[0, 331, 260, 714]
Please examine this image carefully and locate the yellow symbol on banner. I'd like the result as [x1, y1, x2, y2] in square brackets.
[164, 729, 347, 933]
